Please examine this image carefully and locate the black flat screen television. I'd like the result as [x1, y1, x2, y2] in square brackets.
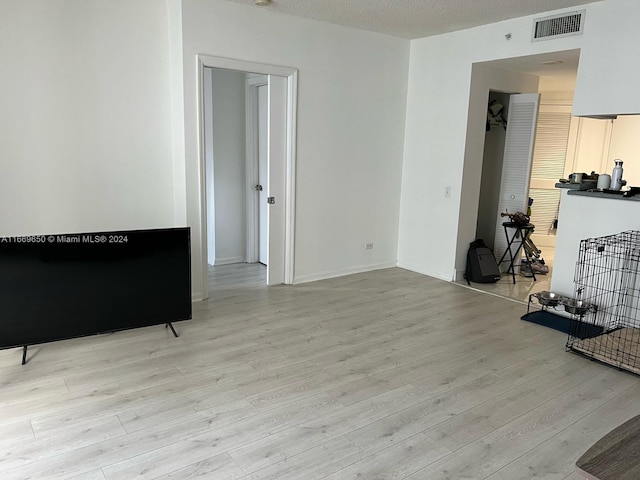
[0, 227, 191, 350]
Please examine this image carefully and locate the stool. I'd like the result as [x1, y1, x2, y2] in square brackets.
[497, 222, 536, 284]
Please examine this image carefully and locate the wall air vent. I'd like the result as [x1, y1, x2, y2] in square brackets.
[532, 10, 585, 42]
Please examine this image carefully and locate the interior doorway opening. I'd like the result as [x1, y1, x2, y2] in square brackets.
[203, 68, 269, 269]
[203, 67, 254, 268]
[458, 49, 582, 302]
[197, 55, 298, 297]
[474, 89, 554, 301]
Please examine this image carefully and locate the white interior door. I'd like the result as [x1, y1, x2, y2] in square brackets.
[493, 93, 541, 264]
[244, 73, 289, 285]
[257, 84, 268, 265]
[266, 75, 287, 285]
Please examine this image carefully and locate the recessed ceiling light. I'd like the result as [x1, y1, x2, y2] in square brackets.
[541, 60, 564, 66]
[254, 0, 271, 6]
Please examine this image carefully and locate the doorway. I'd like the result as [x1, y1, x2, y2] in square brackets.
[197, 55, 298, 297]
[472, 90, 554, 301]
[204, 67, 250, 268]
[458, 50, 581, 302]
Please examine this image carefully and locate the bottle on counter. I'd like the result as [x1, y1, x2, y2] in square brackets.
[611, 159, 624, 191]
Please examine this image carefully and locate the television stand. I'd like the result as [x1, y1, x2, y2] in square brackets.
[20, 323, 180, 365]
[166, 322, 179, 338]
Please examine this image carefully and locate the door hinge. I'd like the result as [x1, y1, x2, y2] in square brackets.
[267, 197, 275, 204]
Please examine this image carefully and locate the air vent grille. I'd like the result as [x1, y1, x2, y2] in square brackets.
[532, 10, 585, 42]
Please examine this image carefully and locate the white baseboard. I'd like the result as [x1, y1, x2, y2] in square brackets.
[214, 256, 245, 266]
[294, 262, 396, 284]
[191, 292, 204, 302]
[396, 261, 455, 282]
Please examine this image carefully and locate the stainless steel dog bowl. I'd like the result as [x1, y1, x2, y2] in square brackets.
[536, 291, 561, 307]
[564, 299, 590, 316]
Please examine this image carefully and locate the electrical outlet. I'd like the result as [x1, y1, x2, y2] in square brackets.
[365, 242, 374, 250]
[444, 186, 451, 198]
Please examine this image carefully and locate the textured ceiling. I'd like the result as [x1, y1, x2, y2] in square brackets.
[224, 0, 602, 39]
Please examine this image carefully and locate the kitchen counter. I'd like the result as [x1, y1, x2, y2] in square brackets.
[556, 182, 640, 200]
[566, 189, 640, 201]
[555, 182, 592, 190]
[550, 189, 640, 299]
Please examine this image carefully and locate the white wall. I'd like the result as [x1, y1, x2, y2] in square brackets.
[168, 0, 188, 226]
[0, 0, 177, 236]
[572, 0, 640, 116]
[608, 116, 640, 185]
[211, 68, 246, 265]
[181, 0, 410, 296]
[538, 76, 576, 103]
[399, 4, 594, 281]
[8, 0, 637, 301]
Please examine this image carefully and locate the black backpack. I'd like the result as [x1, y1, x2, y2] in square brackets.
[464, 239, 501, 285]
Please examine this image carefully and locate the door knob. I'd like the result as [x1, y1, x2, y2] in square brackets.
[254, 184, 263, 191]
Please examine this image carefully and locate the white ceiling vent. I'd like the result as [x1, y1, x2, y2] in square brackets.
[532, 10, 585, 42]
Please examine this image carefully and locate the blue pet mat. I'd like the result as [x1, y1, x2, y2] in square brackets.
[521, 310, 604, 339]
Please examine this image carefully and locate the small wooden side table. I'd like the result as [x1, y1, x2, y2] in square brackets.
[576, 414, 640, 480]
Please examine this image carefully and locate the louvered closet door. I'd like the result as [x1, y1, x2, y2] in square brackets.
[493, 93, 541, 265]
[529, 104, 572, 245]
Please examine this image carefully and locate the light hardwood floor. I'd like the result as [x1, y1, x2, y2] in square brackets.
[1, 264, 638, 479]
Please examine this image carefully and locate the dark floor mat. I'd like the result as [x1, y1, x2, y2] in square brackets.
[521, 310, 604, 339]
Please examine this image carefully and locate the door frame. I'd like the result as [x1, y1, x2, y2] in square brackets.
[197, 55, 298, 295]
[245, 74, 268, 264]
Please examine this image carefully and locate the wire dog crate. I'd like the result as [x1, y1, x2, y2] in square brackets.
[566, 231, 640, 375]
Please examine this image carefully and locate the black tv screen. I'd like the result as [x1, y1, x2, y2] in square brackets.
[0, 227, 191, 349]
